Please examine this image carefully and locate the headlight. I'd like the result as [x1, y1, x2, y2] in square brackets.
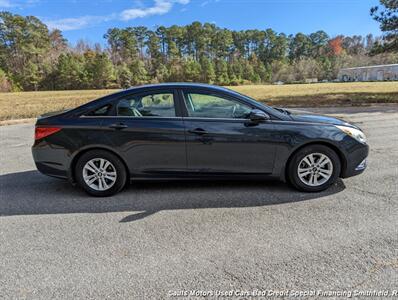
[336, 125, 367, 144]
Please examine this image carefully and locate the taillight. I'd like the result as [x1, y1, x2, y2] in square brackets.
[35, 126, 62, 140]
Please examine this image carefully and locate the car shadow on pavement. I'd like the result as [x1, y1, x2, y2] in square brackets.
[0, 170, 346, 222]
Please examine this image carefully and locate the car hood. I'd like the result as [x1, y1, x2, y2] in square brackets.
[286, 108, 353, 126]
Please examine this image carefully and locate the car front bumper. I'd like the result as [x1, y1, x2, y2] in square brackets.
[341, 144, 369, 178]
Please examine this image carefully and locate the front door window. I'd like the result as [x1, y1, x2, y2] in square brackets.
[183, 92, 252, 119]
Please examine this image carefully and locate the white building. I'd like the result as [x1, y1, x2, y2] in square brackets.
[338, 64, 398, 82]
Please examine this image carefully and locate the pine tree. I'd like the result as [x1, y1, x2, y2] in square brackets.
[0, 68, 12, 92]
[184, 59, 202, 82]
[370, 0, 398, 53]
[89, 53, 116, 89]
[200, 57, 216, 83]
[129, 59, 148, 85]
[215, 59, 230, 85]
[116, 63, 133, 88]
[54, 53, 86, 90]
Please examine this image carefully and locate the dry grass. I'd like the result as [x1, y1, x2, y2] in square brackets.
[0, 89, 118, 121]
[233, 82, 398, 107]
[0, 82, 397, 121]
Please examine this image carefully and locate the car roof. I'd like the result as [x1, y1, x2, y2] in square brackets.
[125, 82, 232, 93]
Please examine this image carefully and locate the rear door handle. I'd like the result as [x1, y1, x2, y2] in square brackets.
[109, 123, 128, 129]
[188, 128, 208, 135]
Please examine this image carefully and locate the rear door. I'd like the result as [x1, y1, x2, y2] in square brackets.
[100, 88, 187, 176]
[180, 89, 276, 174]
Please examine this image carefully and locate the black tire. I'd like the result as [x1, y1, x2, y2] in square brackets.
[75, 150, 127, 197]
[287, 145, 341, 192]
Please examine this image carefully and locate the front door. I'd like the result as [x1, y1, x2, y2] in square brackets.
[181, 90, 276, 174]
[100, 89, 186, 176]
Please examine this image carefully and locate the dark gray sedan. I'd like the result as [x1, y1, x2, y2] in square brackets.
[32, 83, 368, 196]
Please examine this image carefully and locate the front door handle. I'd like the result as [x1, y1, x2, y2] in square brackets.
[109, 123, 128, 130]
[188, 128, 208, 135]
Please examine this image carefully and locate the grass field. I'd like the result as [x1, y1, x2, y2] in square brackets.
[0, 82, 397, 121]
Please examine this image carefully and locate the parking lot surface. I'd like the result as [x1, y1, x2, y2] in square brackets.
[0, 106, 397, 299]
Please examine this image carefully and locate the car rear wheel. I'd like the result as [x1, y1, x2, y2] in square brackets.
[75, 150, 127, 197]
[288, 145, 341, 192]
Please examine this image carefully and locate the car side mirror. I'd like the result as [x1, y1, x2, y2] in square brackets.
[249, 109, 270, 122]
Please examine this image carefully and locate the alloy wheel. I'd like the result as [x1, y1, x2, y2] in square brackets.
[297, 153, 333, 187]
[82, 158, 117, 191]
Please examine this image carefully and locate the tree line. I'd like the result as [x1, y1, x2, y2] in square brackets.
[0, 2, 397, 92]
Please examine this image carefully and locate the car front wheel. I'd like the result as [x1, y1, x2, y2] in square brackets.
[75, 150, 127, 197]
[288, 145, 341, 192]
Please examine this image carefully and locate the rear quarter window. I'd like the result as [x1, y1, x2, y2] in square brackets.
[84, 104, 112, 116]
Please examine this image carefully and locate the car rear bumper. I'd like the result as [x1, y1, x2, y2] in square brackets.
[32, 145, 69, 179]
[34, 161, 68, 179]
[341, 144, 369, 178]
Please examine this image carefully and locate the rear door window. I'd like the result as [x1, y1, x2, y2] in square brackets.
[117, 92, 176, 117]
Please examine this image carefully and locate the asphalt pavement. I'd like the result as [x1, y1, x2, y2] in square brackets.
[0, 106, 397, 299]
